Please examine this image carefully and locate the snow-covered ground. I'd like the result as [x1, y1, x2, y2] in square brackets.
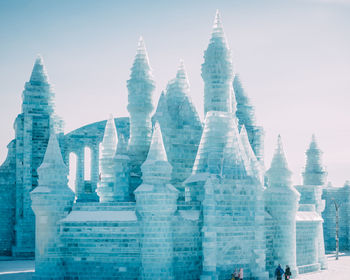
[296, 252, 350, 280]
[0, 252, 349, 279]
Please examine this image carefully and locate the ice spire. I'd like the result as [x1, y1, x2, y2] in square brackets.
[303, 134, 327, 186]
[30, 55, 49, 84]
[37, 131, 68, 187]
[141, 122, 172, 185]
[266, 135, 292, 187]
[234, 75, 256, 127]
[22, 55, 55, 115]
[97, 115, 118, 202]
[127, 36, 156, 195]
[144, 122, 168, 163]
[202, 10, 234, 117]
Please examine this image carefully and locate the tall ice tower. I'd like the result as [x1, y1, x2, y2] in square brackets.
[202, 10, 234, 117]
[127, 37, 155, 198]
[13, 56, 63, 257]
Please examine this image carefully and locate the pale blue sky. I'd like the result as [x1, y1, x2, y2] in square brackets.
[0, 0, 349, 186]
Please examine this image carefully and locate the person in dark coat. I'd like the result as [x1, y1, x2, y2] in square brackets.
[275, 264, 284, 280]
[284, 265, 291, 280]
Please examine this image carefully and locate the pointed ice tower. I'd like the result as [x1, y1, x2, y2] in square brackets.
[127, 37, 155, 198]
[153, 60, 203, 194]
[13, 55, 64, 257]
[234, 74, 264, 164]
[135, 123, 178, 280]
[97, 115, 118, 202]
[296, 134, 328, 269]
[202, 10, 234, 117]
[303, 134, 327, 186]
[265, 136, 300, 277]
[31, 132, 74, 278]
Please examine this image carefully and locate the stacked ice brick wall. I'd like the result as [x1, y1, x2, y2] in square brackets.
[13, 56, 62, 257]
[31, 133, 75, 279]
[153, 61, 203, 195]
[0, 140, 16, 255]
[59, 202, 140, 279]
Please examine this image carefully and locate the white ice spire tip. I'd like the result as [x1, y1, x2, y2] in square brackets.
[41, 132, 65, 168]
[137, 36, 146, 52]
[176, 59, 187, 80]
[35, 54, 44, 65]
[145, 122, 168, 162]
[213, 9, 223, 29]
[277, 134, 283, 153]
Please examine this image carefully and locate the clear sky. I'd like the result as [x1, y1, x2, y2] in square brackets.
[0, 0, 349, 186]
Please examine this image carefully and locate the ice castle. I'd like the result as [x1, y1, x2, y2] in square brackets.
[0, 11, 348, 280]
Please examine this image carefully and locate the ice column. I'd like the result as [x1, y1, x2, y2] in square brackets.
[97, 115, 118, 202]
[202, 10, 234, 117]
[135, 123, 178, 280]
[31, 132, 74, 279]
[265, 136, 300, 277]
[127, 37, 155, 197]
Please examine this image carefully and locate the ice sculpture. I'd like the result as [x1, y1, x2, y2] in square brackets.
[97, 115, 118, 202]
[135, 122, 178, 280]
[265, 135, 300, 277]
[303, 134, 327, 186]
[127, 37, 155, 197]
[153, 60, 202, 194]
[31, 132, 74, 278]
[202, 10, 234, 116]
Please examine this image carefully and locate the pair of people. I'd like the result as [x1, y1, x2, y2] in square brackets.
[231, 268, 243, 280]
[275, 264, 292, 280]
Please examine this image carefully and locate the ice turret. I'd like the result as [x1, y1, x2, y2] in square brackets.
[303, 134, 327, 186]
[234, 75, 264, 164]
[13, 56, 63, 257]
[135, 123, 178, 279]
[31, 132, 74, 278]
[127, 37, 155, 198]
[202, 10, 234, 116]
[153, 61, 203, 194]
[97, 115, 118, 202]
[265, 135, 300, 277]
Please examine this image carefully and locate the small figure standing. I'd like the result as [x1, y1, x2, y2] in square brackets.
[232, 268, 239, 280]
[275, 264, 284, 280]
[238, 268, 243, 280]
[284, 265, 291, 280]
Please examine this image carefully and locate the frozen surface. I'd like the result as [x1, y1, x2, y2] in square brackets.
[0, 259, 34, 280]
